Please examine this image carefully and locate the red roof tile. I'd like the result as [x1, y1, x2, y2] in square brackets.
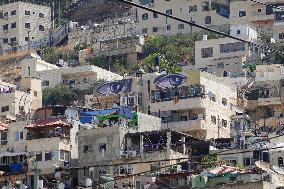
[25, 119, 72, 129]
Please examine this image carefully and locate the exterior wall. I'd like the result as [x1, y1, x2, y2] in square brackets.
[203, 181, 273, 189]
[133, 0, 230, 35]
[215, 149, 254, 168]
[200, 72, 239, 139]
[0, 2, 51, 49]
[137, 112, 161, 132]
[194, 35, 260, 76]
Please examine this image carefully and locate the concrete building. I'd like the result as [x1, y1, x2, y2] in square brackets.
[0, 77, 42, 121]
[0, 1, 51, 53]
[77, 128, 201, 188]
[21, 55, 123, 90]
[133, 0, 230, 36]
[79, 35, 144, 66]
[230, 0, 284, 42]
[194, 25, 261, 77]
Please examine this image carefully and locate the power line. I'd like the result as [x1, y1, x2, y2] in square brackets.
[117, 0, 282, 54]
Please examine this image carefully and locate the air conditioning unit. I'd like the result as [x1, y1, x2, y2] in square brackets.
[121, 154, 129, 159]
[83, 178, 92, 187]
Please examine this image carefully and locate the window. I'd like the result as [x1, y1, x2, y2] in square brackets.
[153, 12, 158, 18]
[45, 152, 52, 161]
[222, 98, 227, 106]
[25, 37, 29, 41]
[2, 24, 8, 31]
[201, 47, 213, 58]
[36, 153, 42, 161]
[142, 28, 148, 34]
[3, 12, 8, 19]
[166, 25, 171, 30]
[142, 13, 148, 20]
[34, 91, 37, 97]
[25, 23, 30, 29]
[189, 5, 197, 13]
[82, 78, 88, 83]
[178, 24, 184, 29]
[135, 181, 141, 189]
[39, 13, 44, 18]
[39, 25, 45, 31]
[99, 143, 106, 157]
[205, 16, 211, 24]
[3, 38, 8, 44]
[239, 11, 246, 17]
[25, 10, 30, 15]
[243, 158, 251, 166]
[220, 42, 245, 53]
[11, 22, 16, 29]
[11, 10, 16, 16]
[152, 27, 158, 33]
[42, 80, 49, 86]
[217, 63, 224, 68]
[1, 106, 9, 112]
[222, 119, 227, 127]
[237, 30, 241, 34]
[211, 115, 216, 124]
[279, 157, 283, 167]
[10, 37, 16, 44]
[19, 106, 24, 112]
[258, 9, 261, 12]
[279, 33, 284, 39]
[60, 150, 65, 160]
[166, 9, 172, 15]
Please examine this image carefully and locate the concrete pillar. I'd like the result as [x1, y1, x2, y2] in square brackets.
[126, 52, 137, 66]
[181, 136, 186, 155]
[34, 172, 39, 189]
[140, 134, 144, 156]
[166, 131, 171, 152]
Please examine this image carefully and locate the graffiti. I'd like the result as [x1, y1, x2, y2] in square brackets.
[154, 74, 187, 89]
[97, 79, 132, 95]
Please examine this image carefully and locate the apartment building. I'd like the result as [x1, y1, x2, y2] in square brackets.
[237, 64, 284, 129]
[79, 35, 144, 66]
[0, 2, 51, 52]
[0, 77, 42, 121]
[77, 126, 202, 188]
[195, 25, 261, 77]
[133, 0, 230, 35]
[230, 0, 284, 41]
[21, 55, 123, 90]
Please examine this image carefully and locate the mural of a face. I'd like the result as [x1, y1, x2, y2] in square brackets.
[97, 79, 132, 95]
[154, 74, 187, 89]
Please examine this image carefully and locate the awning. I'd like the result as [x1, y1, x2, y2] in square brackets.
[26, 119, 71, 129]
[0, 152, 27, 158]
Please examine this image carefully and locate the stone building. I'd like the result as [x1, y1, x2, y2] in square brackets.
[133, 0, 230, 36]
[0, 1, 51, 53]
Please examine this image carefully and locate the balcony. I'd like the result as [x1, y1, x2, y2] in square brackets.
[26, 137, 71, 153]
[0, 163, 25, 175]
[163, 119, 206, 132]
[258, 97, 281, 106]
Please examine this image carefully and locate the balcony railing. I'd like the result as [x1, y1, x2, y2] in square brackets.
[0, 163, 24, 174]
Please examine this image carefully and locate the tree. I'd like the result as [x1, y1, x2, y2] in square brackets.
[43, 85, 77, 106]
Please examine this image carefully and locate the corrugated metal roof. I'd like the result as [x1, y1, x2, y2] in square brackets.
[26, 119, 71, 129]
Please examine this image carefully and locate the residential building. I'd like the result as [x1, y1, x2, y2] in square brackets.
[0, 77, 42, 121]
[195, 25, 261, 77]
[0, 1, 51, 53]
[77, 127, 202, 188]
[79, 35, 144, 66]
[230, 0, 284, 42]
[21, 55, 123, 90]
[133, 0, 230, 36]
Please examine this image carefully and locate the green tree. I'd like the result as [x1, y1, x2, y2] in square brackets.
[43, 85, 77, 106]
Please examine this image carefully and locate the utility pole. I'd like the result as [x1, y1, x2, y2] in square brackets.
[27, 30, 31, 54]
[58, 0, 61, 26]
[52, 1, 55, 29]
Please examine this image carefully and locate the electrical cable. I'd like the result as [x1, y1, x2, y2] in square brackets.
[117, 0, 283, 54]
